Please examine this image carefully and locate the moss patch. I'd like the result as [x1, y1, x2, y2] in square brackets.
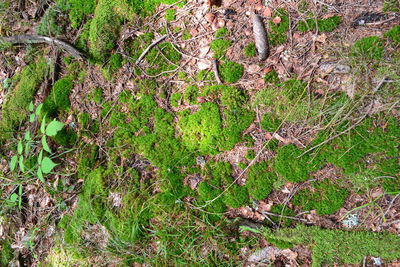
[67, 0, 96, 28]
[42, 76, 74, 118]
[246, 162, 276, 200]
[219, 61, 244, 83]
[352, 36, 384, 60]
[297, 15, 341, 32]
[210, 39, 232, 59]
[243, 42, 256, 57]
[269, 8, 289, 47]
[385, 25, 400, 45]
[292, 179, 348, 215]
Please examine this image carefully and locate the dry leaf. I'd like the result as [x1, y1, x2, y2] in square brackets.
[205, 13, 216, 23]
[315, 33, 327, 43]
[272, 16, 282, 24]
[263, 7, 272, 17]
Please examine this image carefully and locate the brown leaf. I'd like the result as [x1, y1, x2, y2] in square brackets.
[263, 7, 272, 17]
[272, 16, 282, 24]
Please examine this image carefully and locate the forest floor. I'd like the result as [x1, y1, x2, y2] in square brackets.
[0, 0, 400, 266]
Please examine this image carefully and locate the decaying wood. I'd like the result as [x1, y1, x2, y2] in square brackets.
[212, 59, 222, 84]
[1, 35, 84, 60]
[251, 11, 269, 61]
[135, 35, 167, 65]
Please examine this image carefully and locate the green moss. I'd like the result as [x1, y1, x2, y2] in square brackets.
[275, 144, 319, 182]
[223, 184, 249, 208]
[246, 162, 276, 200]
[197, 182, 226, 221]
[0, 57, 48, 140]
[0, 239, 13, 266]
[145, 42, 182, 76]
[263, 70, 279, 84]
[269, 8, 289, 47]
[67, 0, 96, 28]
[102, 53, 123, 80]
[261, 113, 281, 132]
[42, 76, 74, 118]
[219, 61, 244, 83]
[385, 25, 400, 45]
[245, 150, 255, 160]
[178, 102, 222, 155]
[243, 42, 256, 57]
[297, 15, 341, 32]
[181, 29, 192, 41]
[269, 204, 295, 227]
[219, 85, 248, 108]
[215, 27, 229, 38]
[165, 9, 176, 22]
[264, 225, 400, 267]
[78, 112, 90, 128]
[89, 0, 122, 62]
[36, 5, 64, 36]
[184, 85, 198, 104]
[292, 179, 348, 215]
[170, 92, 182, 107]
[352, 36, 384, 60]
[89, 88, 103, 104]
[196, 69, 215, 82]
[127, 0, 182, 18]
[210, 39, 232, 59]
[52, 128, 77, 147]
[383, 0, 400, 11]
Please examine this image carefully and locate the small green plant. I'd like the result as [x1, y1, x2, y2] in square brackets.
[352, 36, 384, 60]
[219, 61, 244, 83]
[164, 9, 176, 21]
[9, 102, 65, 182]
[243, 42, 256, 57]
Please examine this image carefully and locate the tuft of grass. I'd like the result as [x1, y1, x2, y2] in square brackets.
[263, 70, 280, 84]
[292, 179, 348, 215]
[218, 61, 244, 83]
[297, 15, 341, 32]
[261, 113, 281, 132]
[352, 36, 384, 60]
[264, 224, 400, 266]
[215, 27, 229, 38]
[246, 162, 276, 200]
[384, 25, 400, 45]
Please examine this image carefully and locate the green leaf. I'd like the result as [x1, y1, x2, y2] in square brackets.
[41, 157, 57, 174]
[36, 103, 43, 115]
[40, 115, 46, 134]
[18, 185, 22, 208]
[38, 150, 43, 165]
[24, 142, 30, 155]
[46, 120, 64, 137]
[24, 131, 31, 141]
[29, 102, 34, 112]
[10, 193, 18, 202]
[29, 114, 35, 123]
[17, 140, 23, 155]
[10, 156, 17, 171]
[19, 156, 25, 172]
[37, 167, 45, 183]
[41, 136, 51, 153]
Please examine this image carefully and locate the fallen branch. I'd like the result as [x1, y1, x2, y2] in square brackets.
[1, 35, 84, 60]
[135, 35, 167, 64]
[212, 59, 222, 84]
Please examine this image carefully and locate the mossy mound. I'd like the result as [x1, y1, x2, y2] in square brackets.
[219, 61, 244, 83]
[264, 225, 400, 267]
[0, 57, 48, 140]
[292, 179, 348, 215]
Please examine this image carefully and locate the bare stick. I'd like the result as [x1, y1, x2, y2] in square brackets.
[1, 35, 84, 60]
[212, 59, 222, 84]
[135, 35, 167, 64]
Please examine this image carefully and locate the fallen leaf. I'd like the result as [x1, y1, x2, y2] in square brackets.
[197, 59, 211, 70]
[263, 7, 272, 17]
[315, 33, 327, 43]
[272, 16, 282, 24]
[205, 13, 216, 23]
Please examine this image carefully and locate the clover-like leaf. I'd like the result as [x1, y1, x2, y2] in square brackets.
[35, 103, 43, 116]
[10, 156, 18, 171]
[29, 113, 35, 123]
[24, 131, 30, 141]
[29, 102, 34, 112]
[24, 142, 30, 155]
[10, 193, 18, 203]
[42, 136, 51, 153]
[37, 167, 45, 183]
[40, 115, 46, 134]
[17, 140, 23, 155]
[41, 157, 57, 174]
[38, 150, 43, 165]
[46, 120, 64, 137]
[18, 156, 25, 172]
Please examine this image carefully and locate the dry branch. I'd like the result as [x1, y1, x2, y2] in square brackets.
[1, 35, 84, 60]
[135, 35, 167, 64]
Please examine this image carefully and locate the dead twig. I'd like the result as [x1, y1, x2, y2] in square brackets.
[135, 35, 167, 64]
[212, 59, 222, 84]
[1, 35, 84, 60]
